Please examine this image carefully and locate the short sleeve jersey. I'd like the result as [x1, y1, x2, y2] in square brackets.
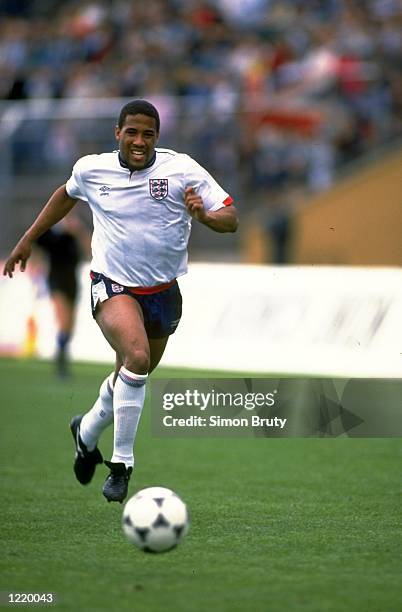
[65, 148, 233, 286]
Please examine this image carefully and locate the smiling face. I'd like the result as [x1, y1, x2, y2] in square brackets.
[115, 113, 159, 170]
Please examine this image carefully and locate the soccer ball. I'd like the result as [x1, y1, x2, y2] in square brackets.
[122, 486, 189, 553]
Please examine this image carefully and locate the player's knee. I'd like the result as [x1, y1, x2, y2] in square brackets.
[123, 348, 150, 375]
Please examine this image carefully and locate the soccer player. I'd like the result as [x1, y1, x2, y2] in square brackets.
[3, 99, 238, 503]
[36, 213, 90, 377]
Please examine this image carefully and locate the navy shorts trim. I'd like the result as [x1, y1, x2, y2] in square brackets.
[90, 273, 182, 339]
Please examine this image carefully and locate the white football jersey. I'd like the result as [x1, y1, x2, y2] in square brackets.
[65, 148, 233, 286]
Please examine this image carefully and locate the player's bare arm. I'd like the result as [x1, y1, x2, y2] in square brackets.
[184, 187, 238, 233]
[3, 185, 78, 277]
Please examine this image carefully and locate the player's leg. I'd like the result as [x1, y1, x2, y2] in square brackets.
[82, 343, 157, 456]
[109, 277, 178, 377]
[71, 281, 180, 497]
[52, 290, 75, 376]
[95, 294, 150, 501]
[111, 336, 168, 378]
[77, 371, 115, 450]
[71, 366, 116, 486]
[70, 294, 147, 491]
[85, 337, 166, 451]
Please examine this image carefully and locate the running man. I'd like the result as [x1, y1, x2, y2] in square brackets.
[36, 213, 90, 377]
[3, 99, 238, 503]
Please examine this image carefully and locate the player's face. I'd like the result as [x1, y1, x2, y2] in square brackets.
[115, 114, 159, 170]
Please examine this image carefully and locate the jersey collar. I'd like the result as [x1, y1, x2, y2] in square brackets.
[118, 151, 156, 172]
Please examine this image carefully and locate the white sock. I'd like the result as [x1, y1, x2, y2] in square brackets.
[111, 366, 148, 468]
[80, 373, 115, 451]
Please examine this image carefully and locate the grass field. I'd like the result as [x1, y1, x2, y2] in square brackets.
[0, 357, 401, 612]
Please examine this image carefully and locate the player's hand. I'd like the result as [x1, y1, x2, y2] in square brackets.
[3, 237, 33, 278]
[184, 187, 208, 223]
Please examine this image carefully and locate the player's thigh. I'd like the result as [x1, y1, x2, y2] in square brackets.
[95, 295, 150, 373]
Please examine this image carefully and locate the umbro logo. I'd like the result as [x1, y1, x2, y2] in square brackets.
[99, 185, 111, 196]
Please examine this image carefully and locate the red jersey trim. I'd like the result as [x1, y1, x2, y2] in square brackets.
[223, 196, 233, 206]
[90, 271, 176, 294]
[128, 280, 176, 295]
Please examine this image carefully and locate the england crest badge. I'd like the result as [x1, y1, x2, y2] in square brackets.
[149, 179, 168, 200]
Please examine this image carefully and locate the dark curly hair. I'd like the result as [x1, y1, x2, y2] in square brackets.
[117, 100, 160, 133]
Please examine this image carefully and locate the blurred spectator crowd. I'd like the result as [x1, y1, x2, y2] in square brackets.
[1, 0, 401, 224]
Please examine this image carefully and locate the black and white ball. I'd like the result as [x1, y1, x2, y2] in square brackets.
[122, 487, 189, 553]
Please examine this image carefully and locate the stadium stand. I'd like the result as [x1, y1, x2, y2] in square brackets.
[1, 0, 401, 261]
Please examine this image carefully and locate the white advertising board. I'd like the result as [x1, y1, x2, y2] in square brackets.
[1, 263, 401, 377]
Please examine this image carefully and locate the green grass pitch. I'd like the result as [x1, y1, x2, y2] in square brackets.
[0, 358, 401, 612]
